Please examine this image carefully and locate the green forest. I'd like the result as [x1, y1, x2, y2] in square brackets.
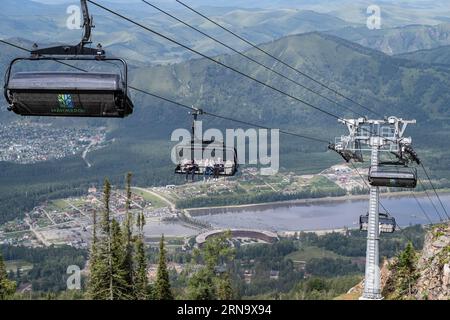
[0, 222, 426, 300]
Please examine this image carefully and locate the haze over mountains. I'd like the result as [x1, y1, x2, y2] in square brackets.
[2, 0, 354, 64]
[2, 1, 450, 132]
[3, 0, 450, 65]
[28, 0, 450, 25]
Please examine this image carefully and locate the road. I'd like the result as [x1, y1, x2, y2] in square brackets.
[65, 199, 91, 221]
[81, 140, 94, 168]
[24, 218, 50, 246]
[247, 171, 279, 192]
[41, 208, 56, 225]
[81, 137, 104, 168]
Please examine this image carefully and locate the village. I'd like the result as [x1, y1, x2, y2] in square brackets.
[0, 121, 107, 164]
[0, 164, 369, 250]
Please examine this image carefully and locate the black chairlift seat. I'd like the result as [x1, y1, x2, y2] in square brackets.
[368, 165, 417, 188]
[359, 213, 396, 233]
[5, 71, 133, 118]
[174, 140, 238, 177]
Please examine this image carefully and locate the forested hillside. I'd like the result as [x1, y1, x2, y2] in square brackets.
[328, 23, 450, 55]
[397, 45, 450, 65]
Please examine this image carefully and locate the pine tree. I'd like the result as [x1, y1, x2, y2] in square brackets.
[87, 208, 100, 299]
[87, 175, 155, 300]
[88, 179, 112, 299]
[216, 272, 233, 300]
[134, 211, 149, 300]
[154, 234, 173, 300]
[187, 268, 215, 300]
[102, 178, 115, 300]
[121, 172, 134, 297]
[202, 231, 234, 273]
[187, 230, 235, 300]
[102, 179, 111, 236]
[88, 179, 130, 299]
[110, 219, 131, 299]
[395, 242, 419, 298]
[0, 253, 16, 300]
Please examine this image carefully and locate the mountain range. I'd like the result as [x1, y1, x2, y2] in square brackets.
[3, 0, 450, 65]
[328, 23, 450, 55]
[1, 1, 354, 65]
[397, 45, 450, 65]
[2, 32, 450, 172]
[1, 1, 450, 223]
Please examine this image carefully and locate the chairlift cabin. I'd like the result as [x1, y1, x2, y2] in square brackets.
[174, 140, 238, 177]
[359, 213, 396, 233]
[3, 0, 133, 118]
[368, 164, 417, 188]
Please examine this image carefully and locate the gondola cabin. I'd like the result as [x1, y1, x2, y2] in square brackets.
[359, 213, 396, 233]
[174, 140, 238, 176]
[5, 72, 133, 118]
[368, 165, 417, 188]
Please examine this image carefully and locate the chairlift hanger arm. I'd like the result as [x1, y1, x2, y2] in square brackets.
[30, 0, 103, 57]
[328, 143, 363, 163]
[80, 0, 93, 46]
[190, 107, 204, 140]
[401, 144, 421, 165]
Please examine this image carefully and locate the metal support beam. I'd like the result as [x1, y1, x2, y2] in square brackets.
[361, 144, 382, 300]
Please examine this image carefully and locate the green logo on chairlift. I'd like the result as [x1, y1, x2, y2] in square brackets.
[57, 94, 74, 109]
[53, 94, 83, 113]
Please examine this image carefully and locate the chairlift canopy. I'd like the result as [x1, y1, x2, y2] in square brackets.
[368, 165, 417, 188]
[5, 70, 133, 117]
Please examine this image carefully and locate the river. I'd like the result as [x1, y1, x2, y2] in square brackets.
[194, 194, 450, 232]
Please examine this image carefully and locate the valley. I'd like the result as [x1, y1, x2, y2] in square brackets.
[2, 31, 450, 228]
[0, 0, 449, 302]
[1, 162, 447, 250]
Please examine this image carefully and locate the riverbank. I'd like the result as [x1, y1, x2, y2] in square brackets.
[187, 189, 450, 216]
[193, 193, 450, 233]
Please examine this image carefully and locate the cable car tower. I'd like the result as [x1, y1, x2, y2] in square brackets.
[332, 116, 418, 300]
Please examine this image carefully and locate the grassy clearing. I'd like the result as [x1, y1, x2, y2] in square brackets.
[50, 199, 69, 210]
[4, 259, 33, 273]
[286, 246, 343, 262]
[131, 188, 166, 208]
